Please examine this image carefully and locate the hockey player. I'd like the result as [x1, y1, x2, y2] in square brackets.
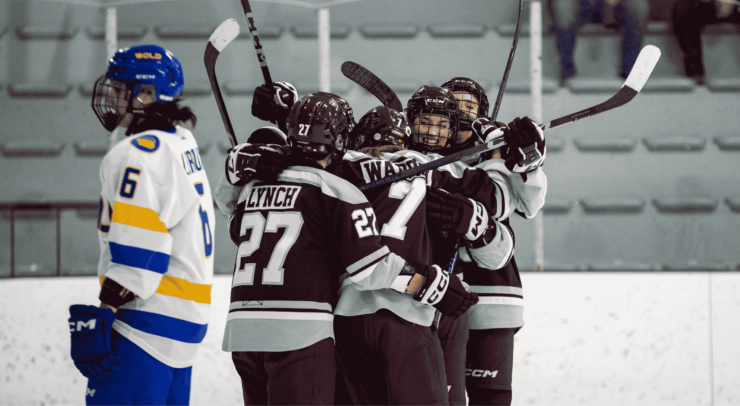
[230, 83, 524, 403]
[215, 93, 461, 406]
[436, 77, 548, 406]
[330, 105, 504, 406]
[68, 45, 214, 405]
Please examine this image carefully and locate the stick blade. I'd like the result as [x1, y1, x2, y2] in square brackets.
[341, 61, 403, 112]
[209, 18, 240, 53]
[624, 45, 661, 92]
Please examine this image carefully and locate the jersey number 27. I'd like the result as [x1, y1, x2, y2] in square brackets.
[232, 211, 304, 286]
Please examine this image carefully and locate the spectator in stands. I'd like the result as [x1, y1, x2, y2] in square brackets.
[673, 0, 740, 84]
[549, 0, 650, 83]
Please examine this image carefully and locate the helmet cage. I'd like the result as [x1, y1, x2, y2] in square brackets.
[91, 75, 134, 132]
[351, 106, 411, 151]
[406, 85, 459, 152]
[440, 77, 489, 130]
[410, 113, 455, 152]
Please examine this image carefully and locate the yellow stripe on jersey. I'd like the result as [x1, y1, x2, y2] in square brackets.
[99, 274, 211, 304]
[156, 275, 212, 304]
[112, 201, 168, 233]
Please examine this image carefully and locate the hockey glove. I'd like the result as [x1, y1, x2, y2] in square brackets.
[68, 305, 120, 380]
[414, 265, 479, 319]
[427, 188, 489, 242]
[225, 143, 292, 186]
[501, 116, 546, 173]
[251, 82, 299, 125]
[472, 118, 507, 142]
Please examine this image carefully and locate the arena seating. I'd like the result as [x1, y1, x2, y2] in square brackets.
[0, 0, 738, 277]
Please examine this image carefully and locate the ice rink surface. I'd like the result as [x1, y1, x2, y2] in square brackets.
[1, 272, 738, 405]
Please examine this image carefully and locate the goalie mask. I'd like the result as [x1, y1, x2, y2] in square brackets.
[288, 92, 354, 161]
[440, 77, 489, 132]
[350, 106, 411, 152]
[406, 85, 459, 153]
[92, 45, 184, 132]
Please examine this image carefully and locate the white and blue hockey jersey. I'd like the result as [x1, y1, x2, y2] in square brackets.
[97, 125, 215, 368]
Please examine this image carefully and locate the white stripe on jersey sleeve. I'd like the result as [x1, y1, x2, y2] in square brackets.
[346, 246, 390, 276]
[278, 167, 368, 204]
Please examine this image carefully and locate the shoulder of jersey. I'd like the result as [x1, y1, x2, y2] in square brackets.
[114, 127, 192, 157]
[477, 157, 507, 172]
[394, 149, 433, 163]
[278, 165, 368, 204]
[342, 150, 373, 162]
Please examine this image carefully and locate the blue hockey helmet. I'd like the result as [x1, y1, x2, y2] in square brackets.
[92, 45, 184, 131]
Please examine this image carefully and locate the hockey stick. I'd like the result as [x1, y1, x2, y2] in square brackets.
[490, 0, 523, 122]
[205, 18, 240, 148]
[477, 0, 523, 163]
[341, 61, 404, 112]
[358, 45, 661, 191]
[241, 0, 289, 134]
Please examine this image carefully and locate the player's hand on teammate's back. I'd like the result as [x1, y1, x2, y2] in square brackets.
[414, 265, 479, 319]
[426, 188, 489, 242]
[251, 81, 299, 124]
[68, 305, 121, 380]
[225, 143, 292, 186]
[472, 118, 507, 142]
[501, 116, 546, 173]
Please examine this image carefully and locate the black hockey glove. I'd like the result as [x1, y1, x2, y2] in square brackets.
[501, 116, 546, 173]
[251, 81, 299, 125]
[225, 143, 292, 186]
[471, 118, 507, 142]
[69, 305, 121, 380]
[427, 188, 489, 242]
[414, 265, 479, 319]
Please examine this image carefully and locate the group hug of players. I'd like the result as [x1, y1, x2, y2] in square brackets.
[67, 44, 547, 406]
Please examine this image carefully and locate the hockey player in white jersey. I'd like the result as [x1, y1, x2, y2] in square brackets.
[67, 45, 215, 405]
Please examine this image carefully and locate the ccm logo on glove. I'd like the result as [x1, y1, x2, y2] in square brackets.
[70, 319, 97, 332]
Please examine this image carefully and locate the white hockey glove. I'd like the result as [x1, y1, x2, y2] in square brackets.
[251, 81, 299, 125]
[426, 188, 489, 242]
[501, 116, 546, 173]
[414, 265, 479, 319]
[472, 117, 507, 142]
[225, 143, 291, 186]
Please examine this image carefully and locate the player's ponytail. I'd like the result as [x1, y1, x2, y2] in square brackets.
[147, 98, 198, 130]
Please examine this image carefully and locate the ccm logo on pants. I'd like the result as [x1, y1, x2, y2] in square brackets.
[466, 369, 498, 378]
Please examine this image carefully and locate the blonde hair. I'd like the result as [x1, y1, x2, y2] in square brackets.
[359, 144, 406, 158]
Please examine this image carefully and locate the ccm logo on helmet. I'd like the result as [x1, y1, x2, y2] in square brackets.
[466, 369, 498, 378]
[135, 52, 162, 60]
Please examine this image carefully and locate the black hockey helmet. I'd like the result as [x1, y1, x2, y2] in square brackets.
[287, 92, 353, 160]
[350, 106, 411, 151]
[247, 126, 288, 146]
[440, 77, 489, 131]
[405, 85, 459, 153]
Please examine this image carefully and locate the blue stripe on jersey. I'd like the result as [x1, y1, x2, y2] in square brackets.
[194, 183, 204, 196]
[117, 309, 208, 344]
[109, 242, 170, 274]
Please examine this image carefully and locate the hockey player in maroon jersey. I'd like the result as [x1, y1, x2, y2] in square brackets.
[432, 77, 548, 406]
[213, 93, 467, 405]
[328, 105, 521, 406]
[225, 89, 491, 405]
